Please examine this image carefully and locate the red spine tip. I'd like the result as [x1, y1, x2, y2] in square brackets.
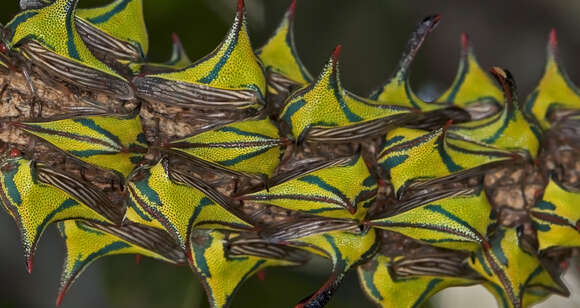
[185, 248, 193, 265]
[9, 148, 21, 157]
[289, 0, 297, 19]
[56, 291, 66, 306]
[26, 257, 34, 274]
[332, 45, 342, 62]
[549, 28, 558, 51]
[135, 254, 142, 265]
[257, 269, 266, 281]
[432, 14, 441, 23]
[237, 0, 245, 15]
[460, 32, 470, 50]
[443, 119, 453, 131]
[171, 32, 179, 44]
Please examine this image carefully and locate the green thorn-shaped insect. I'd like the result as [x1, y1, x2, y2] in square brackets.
[0, 157, 120, 273]
[1, 0, 134, 99]
[239, 154, 377, 222]
[56, 220, 185, 306]
[133, 0, 266, 111]
[437, 33, 503, 115]
[129, 33, 192, 75]
[256, 0, 312, 95]
[189, 229, 307, 308]
[15, 109, 148, 179]
[369, 187, 495, 252]
[261, 219, 378, 308]
[279, 45, 412, 143]
[369, 15, 445, 111]
[358, 254, 482, 308]
[469, 227, 567, 308]
[530, 176, 580, 251]
[127, 158, 254, 253]
[525, 29, 580, 130]
[377, 125, 515, 198]
[166, 117, 284, 182]
[450, 67, 541, 158]
[76, 0, 148, 62]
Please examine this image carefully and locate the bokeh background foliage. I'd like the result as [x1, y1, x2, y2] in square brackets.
[0, 0, 579, 307]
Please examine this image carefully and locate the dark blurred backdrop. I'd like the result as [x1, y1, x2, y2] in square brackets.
[1, 1, 579, 307]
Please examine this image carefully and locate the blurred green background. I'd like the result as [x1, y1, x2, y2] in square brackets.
[1, 0, 580, 307]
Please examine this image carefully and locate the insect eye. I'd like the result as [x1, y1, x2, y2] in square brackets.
[0, 43, 6, 54]
[9, 148, 21, 157]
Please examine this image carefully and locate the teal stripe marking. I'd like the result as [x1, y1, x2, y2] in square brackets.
[380, 154, 408, 173]
[437, 138, 463, 172]
[3, 167, 22, 205]
[198, 20, 240, 84]
[217, 147, 272, 167]
[490, 229, 509, 266]
[6, 12, 39, 37]
[411, 279, 442, 308]
[361, 263, 384, 301]
[299, 175, 349, 206]
[70, 149, 116, 158]
[425, 204, 479, 239]
[330, 74, 363, 122]
[444, 56, 469, 103]
[36, 198, 80, 239]
[70, 241, 131, 278]
[86, 0, 132, 24]
[532, 221, 550, 232]
[488, 282, 509, 308]
[73, 118, 122, 147]
[189, 197, 214, 227]
[535, 200, 556, 211]
[132, 178, 162, 206]
[224, 260, 267, 305]
[218, 126, 274, 140]
[383, 135, 404, 148]
[74, 220, 105, 236]
[194, 234, 213, 278]
[476, 250, 492, 276]
[482, 111, 510, 144]
[128, 198, 152, 222]
[280, 99, 306, 131]
[323, 234, 343, 268]
[65, 0, 80, 60]
[284, 27, 312, 82]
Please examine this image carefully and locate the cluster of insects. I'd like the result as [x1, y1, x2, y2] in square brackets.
[0, 0, 578, 307]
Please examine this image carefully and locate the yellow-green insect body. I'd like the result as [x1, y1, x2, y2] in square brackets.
[369, 188, 495, 252]
[133, 1, 266, 111]
[127, 159, 253, 252]
[76, 0, 148, 61]
[128, 33, 191, 75]
[279, 46, 411, 143]
[369, 16, 445, 111]
[240, 154, 377, 221]
[378, 126, 513, 197]
[168, 118, 283, 180]
[4, 0, 133, 98]
[531, 177, 580, 250]
[256, 0, 312, 93]
[189, 229, 304, 308]
[525, 30, 580, 130]
[56, 220, 177, 306]
[18, 111, 147, 179]
[450, 68, 540, 158]
[0, 158, 114, 272]
[437, 33, 503, 110]
[358, 255, 479, 308]
[469, 227, 565, 308]
[284, 227, 378, 307]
